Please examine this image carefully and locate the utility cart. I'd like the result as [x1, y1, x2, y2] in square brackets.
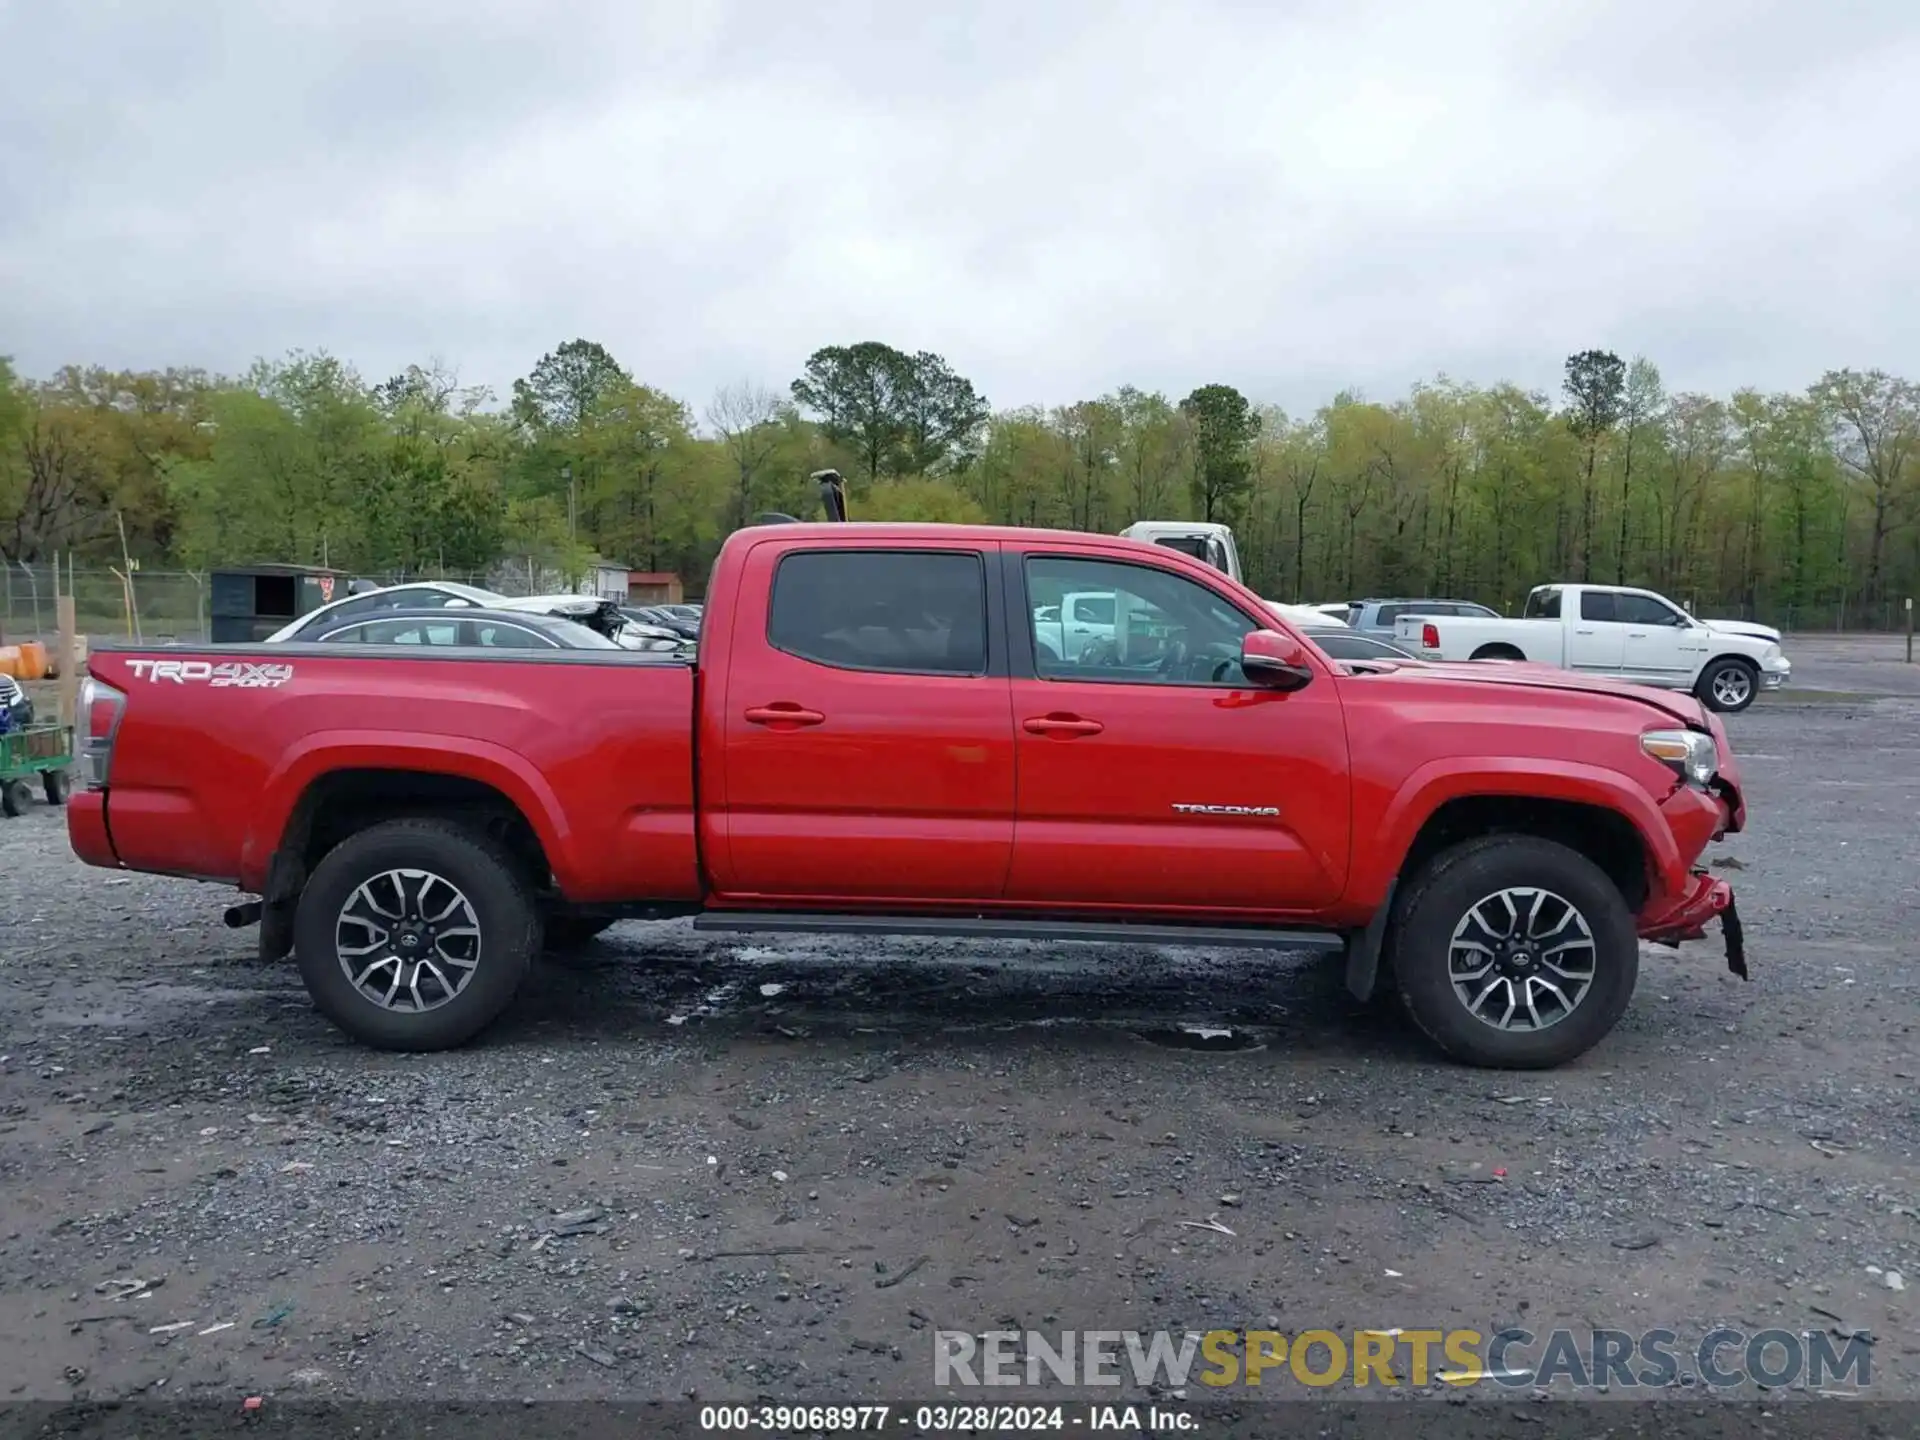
[0, 722, 73, 816]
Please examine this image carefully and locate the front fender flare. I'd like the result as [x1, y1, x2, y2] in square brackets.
[1357, 758, 1680, 909]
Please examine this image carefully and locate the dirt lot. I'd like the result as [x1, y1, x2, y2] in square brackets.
[1, 638, 1916, 1422]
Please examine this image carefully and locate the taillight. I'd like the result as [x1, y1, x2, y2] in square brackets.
[1422, 623, 1440, 650]
[79, 676, 126, 789]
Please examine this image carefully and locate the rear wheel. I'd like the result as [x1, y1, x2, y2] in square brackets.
[1388, 836, 1637, 1069]
[43, 768, 70, 806]
[292, 818, 540, 1051]
[1697, 657, 1758, 713]
[1, 779, 31, 817]
[1470, 644, 1525, 662]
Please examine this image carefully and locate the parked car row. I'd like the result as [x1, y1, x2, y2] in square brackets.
[262, 582, 697, 656]
[1279, 585, 1789, 713]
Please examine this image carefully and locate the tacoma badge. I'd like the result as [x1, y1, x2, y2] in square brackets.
[1171, 803, 1280, 817]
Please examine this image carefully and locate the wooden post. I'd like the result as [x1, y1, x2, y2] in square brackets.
[1906, 597, 1913, 664]
[57, 595, 78, 730]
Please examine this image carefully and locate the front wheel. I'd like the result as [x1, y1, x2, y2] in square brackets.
[1697, 657, 1759, 713]
[292, 818, 540, 1051]
[1388, 836, 1638, 1069]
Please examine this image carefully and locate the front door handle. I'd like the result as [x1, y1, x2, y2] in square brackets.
[1627, 631, 1648, 638]
[1024, 715, 1104, 737]
[1574, 628, 1595, 635]
[744, 704, 825, 728]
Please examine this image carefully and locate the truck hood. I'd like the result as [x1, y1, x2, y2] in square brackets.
[1701, 618, 1782, 643]
[1384, 657, 1712, 729]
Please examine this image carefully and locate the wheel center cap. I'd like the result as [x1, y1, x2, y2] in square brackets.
[1511, 949, 1533, 968]
[397, 930, 423, 951]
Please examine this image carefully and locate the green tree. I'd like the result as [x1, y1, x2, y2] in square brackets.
[1179, 383, 1260, 525]
[1562, 350, 1626, 580]
[511, 340, 631, 435]
[1810, 368, 1919, 606]
[790, 342, 988, 486]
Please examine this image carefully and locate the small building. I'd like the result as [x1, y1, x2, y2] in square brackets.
[209, 563, 353, 643]
[627, 570, 684, 604]
[573, 560, 633, 603]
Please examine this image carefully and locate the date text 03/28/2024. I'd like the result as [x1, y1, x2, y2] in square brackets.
[697, 1404, 1191, 1432]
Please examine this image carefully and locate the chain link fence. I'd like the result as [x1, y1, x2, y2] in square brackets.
[0, 561, 574, 645]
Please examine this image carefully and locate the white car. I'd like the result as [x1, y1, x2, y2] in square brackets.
[265, 582, 686, 651]
[1393, 582, 1790, 713]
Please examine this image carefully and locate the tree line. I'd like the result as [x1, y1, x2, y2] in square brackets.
[1, 340, 1915, 625]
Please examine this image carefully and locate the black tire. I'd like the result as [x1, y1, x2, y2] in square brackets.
[0, 779, 30, 817]
[1388, 836, 1638, 1069]
[292, 818, 541, 1051]
[1470, 645, 1525, 662]
[543, 914, 617, 951]
[1696, 656, 1759, 714]
[43, 768, 70, 806]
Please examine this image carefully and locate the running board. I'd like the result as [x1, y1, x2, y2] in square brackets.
[692, 912, 1345, 952]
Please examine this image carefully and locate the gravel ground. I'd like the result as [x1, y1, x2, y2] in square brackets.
[1, 647, 1917, 1419]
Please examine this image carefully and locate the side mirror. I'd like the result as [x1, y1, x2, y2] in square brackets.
[1241, 629, 1316, 691]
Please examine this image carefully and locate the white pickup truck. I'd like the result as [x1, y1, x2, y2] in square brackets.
[1394, 583, 1791, 713]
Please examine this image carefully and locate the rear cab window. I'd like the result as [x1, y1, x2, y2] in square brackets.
[767, 550, 988, 676]
[1524, 588, 1563, 619]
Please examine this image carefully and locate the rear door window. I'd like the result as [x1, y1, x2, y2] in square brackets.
[768, 550, 989, 676]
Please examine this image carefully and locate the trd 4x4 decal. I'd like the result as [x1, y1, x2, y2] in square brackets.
[125, 659, 295, 688]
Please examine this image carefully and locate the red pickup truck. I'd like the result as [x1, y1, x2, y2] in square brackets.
[68, 523, 1747, 1068]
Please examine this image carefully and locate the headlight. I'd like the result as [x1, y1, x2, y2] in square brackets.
[1642, 728, 1718, 788]
[1763, 643, 1783, 662]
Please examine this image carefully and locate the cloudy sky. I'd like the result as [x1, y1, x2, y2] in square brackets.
[2, 0, 1915, 417]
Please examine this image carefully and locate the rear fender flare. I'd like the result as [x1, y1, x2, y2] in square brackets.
[242, 732, 573, 894]
[1359, 758, 1680, 905]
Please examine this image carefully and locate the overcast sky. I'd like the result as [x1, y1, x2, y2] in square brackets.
[2, 0, 1915, 418]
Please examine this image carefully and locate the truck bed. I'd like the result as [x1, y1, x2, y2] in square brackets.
[74, 644, 702, 904]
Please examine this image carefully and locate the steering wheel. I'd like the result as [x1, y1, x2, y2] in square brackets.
[1078, 636, 1120, 668]
[1209, 657, 1239, 683]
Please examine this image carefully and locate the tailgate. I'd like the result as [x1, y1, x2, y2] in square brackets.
[81, 651, 298, 881]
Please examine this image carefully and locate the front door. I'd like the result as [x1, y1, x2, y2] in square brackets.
[714, 541, 1016, 902]
[1613, 592, 1703, 683]
[1005, 550, 1351, 915]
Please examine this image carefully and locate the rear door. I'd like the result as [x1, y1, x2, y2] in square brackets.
[1568, 590, 1628, 672]
[1004, 547, 1350, 914]
[712, 541, 1016, 902]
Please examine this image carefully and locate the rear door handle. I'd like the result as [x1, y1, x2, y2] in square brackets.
[1627, 631, 1648, 638]
[1024, 715, 1104, 737]
[744, 704, 825, 728]
[1574, 628, 1595, 635]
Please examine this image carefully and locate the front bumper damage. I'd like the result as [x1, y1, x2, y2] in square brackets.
[1639, 868, 1748, 980]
